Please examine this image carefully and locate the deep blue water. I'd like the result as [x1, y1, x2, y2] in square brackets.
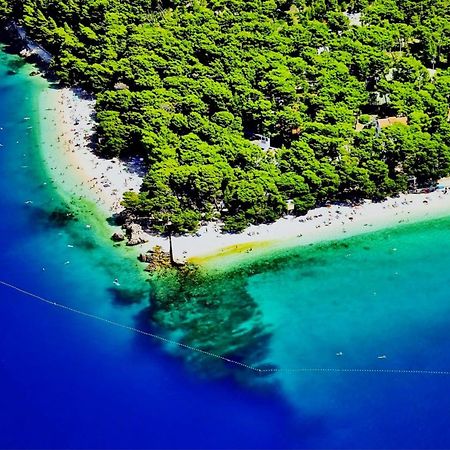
[1, 49, 450, 449]
[0, 50, 294, 449]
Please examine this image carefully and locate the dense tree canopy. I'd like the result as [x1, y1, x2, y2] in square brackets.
[3, 0, 450, 232]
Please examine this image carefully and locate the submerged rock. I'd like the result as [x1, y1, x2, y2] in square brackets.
[148, 264, 273, 379]
[111, 231, 125, 242]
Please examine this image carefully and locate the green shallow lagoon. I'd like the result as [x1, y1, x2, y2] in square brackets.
[150, 217, 450, 376]
[249, 218, 450, 369]
[149, 217, 450, 445]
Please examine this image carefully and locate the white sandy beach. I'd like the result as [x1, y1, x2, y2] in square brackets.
[171, 188, 450, 264]
[38, 86, 450, 264]
[39, 86, 144, 214]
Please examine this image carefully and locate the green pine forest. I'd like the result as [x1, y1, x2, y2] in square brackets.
[2, 0, 450, 233]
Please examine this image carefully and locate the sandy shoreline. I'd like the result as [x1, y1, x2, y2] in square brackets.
[39, 86, 144, 215]
[182, 189, 450, 265]
[38, 85, 450, 265]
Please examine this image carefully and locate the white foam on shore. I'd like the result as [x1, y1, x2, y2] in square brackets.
[37, 84, 450, 264]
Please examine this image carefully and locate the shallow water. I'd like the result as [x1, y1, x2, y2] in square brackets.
[1, 48, 450, 448]
[246, 222, 450, 447]
[0, 48, 293, 449]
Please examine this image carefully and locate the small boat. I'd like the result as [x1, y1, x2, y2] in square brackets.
[113, 278, 120, 286]
[336, 352, 343, 356]
[67, 244, 74, 248]
[24, 200, 32, 205]
[377, 355, 387, 359]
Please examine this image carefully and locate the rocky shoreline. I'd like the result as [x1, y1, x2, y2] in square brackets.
[111, 220, 180, 271]
[1, 21, 52, 71]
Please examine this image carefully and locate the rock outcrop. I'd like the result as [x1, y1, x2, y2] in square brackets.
[111, 231, 125, 242]
[139, 246, 172, 271]
[6, 22, 52, 66]
[138, 252, 153, 263]
[124, 223, 150, 246]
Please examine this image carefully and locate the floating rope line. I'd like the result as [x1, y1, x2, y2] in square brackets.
[1, 279, 450, 377]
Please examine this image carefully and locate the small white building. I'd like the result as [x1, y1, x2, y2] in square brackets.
[317, 46, 330, 55]
[370, 91, 390, 106]
[250, 134, 278, 153]
[251, 134, 271, 151]
[286, 199, 295, 212]
[344, 12, 362, 26]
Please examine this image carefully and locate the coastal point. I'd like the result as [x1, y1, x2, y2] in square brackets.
[2, 0, 450, 448]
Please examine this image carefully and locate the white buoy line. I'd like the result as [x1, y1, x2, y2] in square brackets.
[1, 279, 450, 376]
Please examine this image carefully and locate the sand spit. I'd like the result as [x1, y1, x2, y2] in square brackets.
[38, 85, 450, 264]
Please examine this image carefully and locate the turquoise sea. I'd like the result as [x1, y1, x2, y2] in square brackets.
[1, 47, 450, 448]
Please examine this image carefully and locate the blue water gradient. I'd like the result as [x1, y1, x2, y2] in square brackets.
[0, 50, 293, 449]
[1, 48, 450, 449]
